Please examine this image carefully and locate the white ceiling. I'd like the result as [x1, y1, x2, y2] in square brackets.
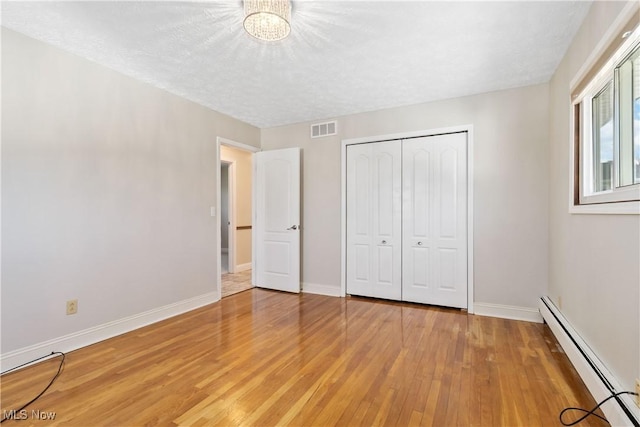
[1, 1, 592, 128]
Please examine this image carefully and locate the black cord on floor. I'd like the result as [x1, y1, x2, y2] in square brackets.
[0, 351, 66, 424]
[559, 390, 639, 426]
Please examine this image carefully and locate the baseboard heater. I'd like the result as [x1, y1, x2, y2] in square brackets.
[539, 297, 639, 427]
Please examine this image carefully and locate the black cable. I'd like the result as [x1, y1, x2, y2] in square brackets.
[0, 351, 66, 424]
[1, 352, 61, 376]
[560, 391, 639, 426]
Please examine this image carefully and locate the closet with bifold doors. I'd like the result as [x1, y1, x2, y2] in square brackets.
[346, 132, 468, 309]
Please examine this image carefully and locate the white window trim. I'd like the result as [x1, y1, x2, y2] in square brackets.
[578, 78, 640, 206]
[569, 3, 640, 215]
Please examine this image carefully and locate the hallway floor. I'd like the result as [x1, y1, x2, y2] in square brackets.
[221, 269, 252, 298]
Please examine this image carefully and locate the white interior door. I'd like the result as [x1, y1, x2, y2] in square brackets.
[402, 133, 467, 308]
[346, 141, 402, 300]
[254, 148, 301, 293]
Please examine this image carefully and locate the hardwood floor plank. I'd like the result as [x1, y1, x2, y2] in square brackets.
[1, 290, 607, 426]
[408, 409, 423, 426]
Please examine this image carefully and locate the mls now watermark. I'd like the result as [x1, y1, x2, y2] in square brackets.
[3, 409, 57, 420]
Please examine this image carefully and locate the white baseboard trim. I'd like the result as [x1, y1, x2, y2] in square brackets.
[539, 297, 639, 426]
[302, 282, 342, 297]
[235, 262, 252, 272]
[473, 302, 543, 323]
[0, 291, 219, 373]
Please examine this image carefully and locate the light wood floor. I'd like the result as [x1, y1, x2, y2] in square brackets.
[1, 289, 606, 426]
[221, 269, 253, 298]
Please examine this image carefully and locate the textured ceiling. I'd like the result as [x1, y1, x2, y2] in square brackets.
[1, 1, 592, 128]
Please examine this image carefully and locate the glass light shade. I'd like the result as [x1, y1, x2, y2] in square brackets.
[243, 0, 291, 41]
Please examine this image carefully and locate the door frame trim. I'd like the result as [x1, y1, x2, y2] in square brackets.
[340, 125, 475, 313]
[215, 137, 260, 301]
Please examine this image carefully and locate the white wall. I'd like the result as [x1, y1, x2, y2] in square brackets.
[548, 1, 639, 392]
[1, 28, 260, 354]
[262, 83, 550, 309]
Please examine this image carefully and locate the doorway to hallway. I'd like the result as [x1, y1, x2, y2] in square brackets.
[217, 137, 259, 299]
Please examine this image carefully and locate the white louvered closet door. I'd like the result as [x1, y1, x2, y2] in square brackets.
[346, 141, 402, 300]
[402, 133, 467, 308]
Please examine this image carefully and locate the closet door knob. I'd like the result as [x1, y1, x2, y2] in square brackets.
[417, 241, 423, 246]
[381, 240, 387, 245]
[287, 225, 298, 230]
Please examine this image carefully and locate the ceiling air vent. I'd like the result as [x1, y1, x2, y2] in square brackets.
[310, 121, 337, 138]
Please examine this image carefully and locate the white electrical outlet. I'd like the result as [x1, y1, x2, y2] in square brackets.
[66, 299, 78, 315]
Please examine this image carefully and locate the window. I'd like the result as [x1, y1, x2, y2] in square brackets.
[591, 81, 613, 193]
[616, 45, 640, 187]
[572, 13, 640, 213]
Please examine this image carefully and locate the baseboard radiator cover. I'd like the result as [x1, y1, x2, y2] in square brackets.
[539, 297, 639, 427]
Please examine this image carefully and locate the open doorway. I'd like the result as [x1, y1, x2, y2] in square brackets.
[217, 137, 259, 299]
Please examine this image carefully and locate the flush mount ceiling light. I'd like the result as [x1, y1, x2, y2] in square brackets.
[243, 0, 291, 41]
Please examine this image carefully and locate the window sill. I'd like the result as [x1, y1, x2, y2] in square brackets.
[570, 200, 640, 215]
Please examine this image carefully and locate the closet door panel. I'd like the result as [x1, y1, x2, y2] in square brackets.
[403, 133, 467, 308]
[371, 142, 402, 300]
[432, 134, 467, 308]
[402, 139, 434, 302]
[347, 144, 374, 297]
[346, 141, 401, 300]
